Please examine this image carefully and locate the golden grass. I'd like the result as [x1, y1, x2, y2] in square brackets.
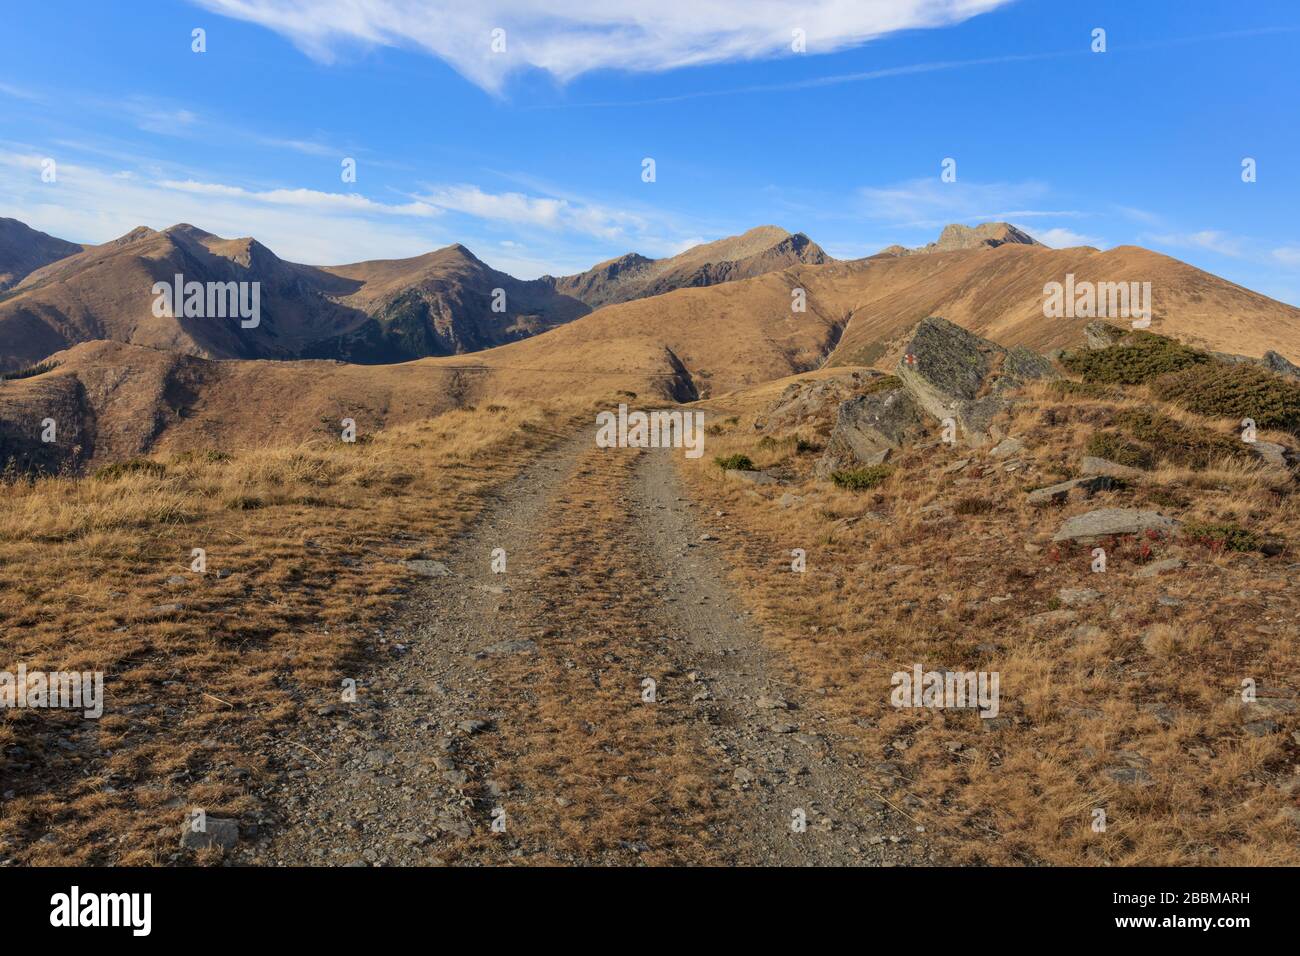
[0, 401, 575, 865]
[679, 383, 1299, 865]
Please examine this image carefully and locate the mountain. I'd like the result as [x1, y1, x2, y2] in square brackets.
[0, 218, 83, 291]
[877, 221, 1042, 257]
[550, 226, 829, 309]
[14, 222, 1300, 472]
[0, 223, 369, 372]
[0, 221, 824, 373]
[315, 243, 588, 360]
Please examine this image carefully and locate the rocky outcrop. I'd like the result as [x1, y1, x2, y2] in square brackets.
[815, 385, 927, 474]
[894, 316, 1057, 446]
[1084, 320, 1127, 350]
[1052, 508, 1180, 543]
[880, 222, 1043, 257]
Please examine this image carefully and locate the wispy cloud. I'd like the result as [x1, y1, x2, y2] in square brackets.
[1272, 246, 1300, 268]
[1031, 227, 1101, 249]
[192, 0, 1015, 94]
[0, 149, 701, 272]
[1146, 229, 1246, 258]
[856, 177, 1078, 229]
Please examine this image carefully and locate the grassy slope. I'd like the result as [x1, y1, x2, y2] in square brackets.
[0, 402, 577, 864]
[678, 371, 1299, 865]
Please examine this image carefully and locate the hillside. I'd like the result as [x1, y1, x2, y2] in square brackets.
[0, 218, 83, 292]
[6, 222, 1300, 471]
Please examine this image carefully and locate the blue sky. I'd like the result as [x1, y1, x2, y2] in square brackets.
[1, 0, 1297, 303]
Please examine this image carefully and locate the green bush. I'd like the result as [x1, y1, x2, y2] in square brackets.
[830, 465, 892, 490]
[860, 374, 904, 395]
[1085, 431, 1153, 470]
[1060, 332, 1209, 385]
[93, 459, 167, 481]
[172, 449, 232, 465]
[1181, 521, 1263, 553]
[1113, 408, 1248, 469]
[714, 453, 755, 471]
[1150, 362, 1300, 434]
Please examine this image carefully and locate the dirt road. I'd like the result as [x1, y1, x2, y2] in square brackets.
[252, 431, 920, 866]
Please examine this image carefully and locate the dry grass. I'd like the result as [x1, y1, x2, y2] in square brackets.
[678, 381, 1299, 865]
[0, 402, 573, 865]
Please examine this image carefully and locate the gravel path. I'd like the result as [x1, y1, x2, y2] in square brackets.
[249, 429, 920, 866]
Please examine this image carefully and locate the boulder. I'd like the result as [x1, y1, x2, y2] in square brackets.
[1263, 350, 1300, 380]
[895, 316, 1056, 446]
[180, 816, 239, 851]
[1084, 320, 1127, 350]
[1026, 476, 1115, 507]
[724, 469, 778, 486]
[1080, 455, 1145, 479]
[1052, 508, 1180, 543]
[815, 386, 926, 475]
[1247, 440, 1295, 471]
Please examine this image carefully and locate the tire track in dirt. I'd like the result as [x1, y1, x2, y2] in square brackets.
[255, 426, 920, 865]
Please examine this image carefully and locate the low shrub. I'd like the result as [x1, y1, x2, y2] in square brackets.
[1150, 362, 1300, 434]
[830, 465, 892, 490]
[93, 459, 167, 481]
[714, 454, 754, 471]
[1060, 332, 1209, 385]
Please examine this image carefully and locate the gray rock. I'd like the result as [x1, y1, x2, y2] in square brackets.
[755, 695, 789, 711]
[1105, 766, 1152, 785]
[815, 386, 927, 475]
[402, 559, 449, 577]
[1247, 440, 1295, 471]
[1263, 350, 1300, 379]
[1052, 508, 1180, 543]
[1084, 320, 1127, 350]
[724, 469, 778, 485]
[989, 437, 1025, 458]
[1080, 456, 1146, 479]
[476, 639, 537, 658]
[458, 719, 490, 734]
[1135, 557, 1183, 578]
[180, 816, 239, 851]
[1057, 587, 1102, 607]
[895, 317, 1057, 446]
[1026, 475, 1115, 506]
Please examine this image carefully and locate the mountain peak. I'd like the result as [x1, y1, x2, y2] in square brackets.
[879, 221, 1042, 257]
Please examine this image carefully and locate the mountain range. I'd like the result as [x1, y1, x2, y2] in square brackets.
[3, 215, 1300, 471]
[0, 220, 825, 372]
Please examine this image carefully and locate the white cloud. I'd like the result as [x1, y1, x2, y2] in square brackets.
[193, 0, 1014, 93]
[0, 150, 445, 265]
[0, 150, 699, 273]
[1147, 229, 1245, 258]
[1272, 246, 1300, 267]
[415, 183, 649, 241]
[1032, 226, 1100, 249]
[856, 177, 1075, 228]
[161, 179, 439, 217]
